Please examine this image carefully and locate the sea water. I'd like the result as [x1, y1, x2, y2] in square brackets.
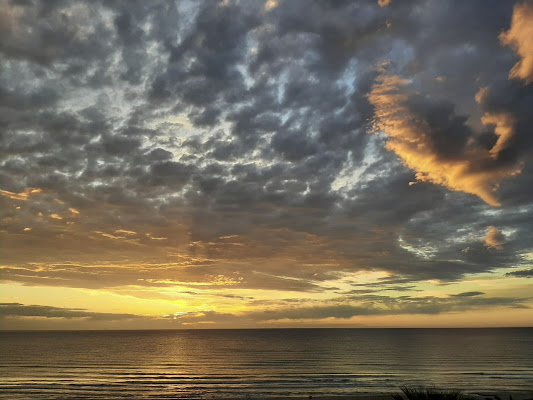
[0, 328, 532, 399]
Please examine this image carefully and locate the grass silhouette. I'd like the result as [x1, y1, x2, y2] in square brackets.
[392, 386, 473, 400]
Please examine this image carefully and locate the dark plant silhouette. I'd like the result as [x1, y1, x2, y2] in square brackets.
[393, 386, 473, 400]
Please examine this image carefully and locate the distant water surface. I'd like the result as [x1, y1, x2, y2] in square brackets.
[0, 328, 532, 399]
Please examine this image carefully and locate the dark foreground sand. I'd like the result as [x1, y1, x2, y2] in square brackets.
[202, 392, 533, 400]
[466, 391, 533, 400]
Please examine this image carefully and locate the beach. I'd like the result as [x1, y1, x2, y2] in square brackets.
[199, 393, 533, 400]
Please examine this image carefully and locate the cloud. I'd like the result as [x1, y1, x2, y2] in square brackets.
[0, 188, 42, 201]
[481, 112, 516, 159]
[451, 291, 485, 297]
[368, 72, 522, 207]
[1, 289, 530, 329]
[500, 1, 533, 84]
[0, 0, 114, 66]
[247, 293, 529, 321]
[264, 0, 278, 11]
[484, 226, 506, 250]
[0, 0, 532, 326]
[0, 303, 142, 321]
[506, 268, 533, 278]
[7, 289, 526, 325]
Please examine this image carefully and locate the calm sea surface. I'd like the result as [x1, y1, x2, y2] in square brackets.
[0, 328, 532, 399]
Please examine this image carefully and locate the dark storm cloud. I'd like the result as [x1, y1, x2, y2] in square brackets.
[1, 0, 533, 294]
[0, 1, 112, 65]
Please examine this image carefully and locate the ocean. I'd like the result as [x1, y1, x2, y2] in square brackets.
[0, 328, 532, 399]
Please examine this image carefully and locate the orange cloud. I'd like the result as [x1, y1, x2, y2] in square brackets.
[368, 73, 522, 206]
[500, 1, 533, 84]
[0, 188, 42, 201]
[481, 112, 515, 159]
[378, 0, 391, 7]
[146, 233, 167, 241]
[93, 230, 124, 240]
[475, 86, 489, 104]
[264, 0, 278, 11]
[115, 229, 137, 235]
[484, 226, 505, 250]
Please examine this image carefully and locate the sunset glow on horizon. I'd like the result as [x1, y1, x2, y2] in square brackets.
[1, 0, 532, 330]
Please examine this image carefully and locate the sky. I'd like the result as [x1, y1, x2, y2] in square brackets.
[1, 0, 532, 330]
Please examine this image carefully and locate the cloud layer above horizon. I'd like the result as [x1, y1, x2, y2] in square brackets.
[1, 0, 532, 329]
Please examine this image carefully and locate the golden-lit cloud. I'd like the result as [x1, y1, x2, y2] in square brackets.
[264, 0, 278, 11]
[115, 229, 137, 235]
[92, 231, 123, 240]
[475, 86, 489, 104]
[481, 112, 516, 159]
[368, 73, 522, 206]
[91, 230, 141, 243]
[378, 0, 391, 7]
[500, 1, 533, 84]
[146, 233, 167, 241]
[0, 188, 42, 201]
[484, 226, 505, 250]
